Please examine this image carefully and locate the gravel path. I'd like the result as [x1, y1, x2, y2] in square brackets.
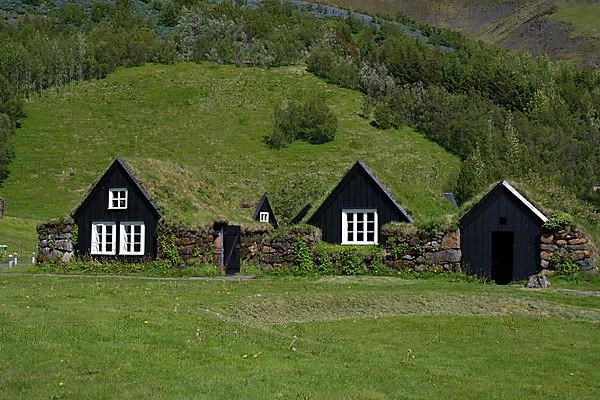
[557, 289, 600, 297]
[0, 272, 255, 281]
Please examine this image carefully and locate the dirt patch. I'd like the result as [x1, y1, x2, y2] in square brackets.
[315, 276, 416, 286]
[558, 289, 600, 297]
[226, 292, 600, 325]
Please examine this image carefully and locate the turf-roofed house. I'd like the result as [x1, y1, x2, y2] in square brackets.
[307, 160, 413, 245]
[72, 158, 162, 260]
[459, 181, 547, 284]
[253, 194, 278, 228]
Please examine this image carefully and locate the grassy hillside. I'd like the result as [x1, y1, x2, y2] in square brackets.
[550, 3, 600, 38]
[1, 274, 599, 398]
[0, 63, 459, 249]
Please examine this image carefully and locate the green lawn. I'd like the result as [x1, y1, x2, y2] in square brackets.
[551, 3, 600, 39]
[0, 63, 459, 233]
[0, 274, 599, 399]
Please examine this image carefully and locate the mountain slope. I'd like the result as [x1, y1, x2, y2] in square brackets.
[321, 0, 600, 65]
[0, 63, 459, 249]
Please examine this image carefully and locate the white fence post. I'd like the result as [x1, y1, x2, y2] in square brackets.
[8, 254, 13, 269]
[32, 252, 36, 265]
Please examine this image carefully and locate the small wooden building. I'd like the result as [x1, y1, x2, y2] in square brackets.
[459, 181, 547, 283]
[72, 158, 162, 259]
[308, 160, 413, 244]
[252, 194, 278, 228]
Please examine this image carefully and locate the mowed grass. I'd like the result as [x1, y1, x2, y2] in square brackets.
[550, 3, 600, 38]
[0, 275, 599, 399]
[0, 63, 458, 232]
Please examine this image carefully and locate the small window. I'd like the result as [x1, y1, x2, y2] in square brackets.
[91, 222, 116, 255]
[499, 217, 507, 226]
[259, 212, 270, 223]
[108, 188, 128, 209]
[342, 209, 378, 245]
[120, 222, 145, 255]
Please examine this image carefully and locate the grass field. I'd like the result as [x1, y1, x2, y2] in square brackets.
[550, 3, 600, 39]
[0, 274, 599, 399]
[0, 63, 459, 250]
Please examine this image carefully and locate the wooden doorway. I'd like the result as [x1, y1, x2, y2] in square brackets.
[491, 232, 514, 284]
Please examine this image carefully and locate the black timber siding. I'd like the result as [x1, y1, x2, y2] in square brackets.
[460, 187, 543, 281]
[309, 169, 411, 244]
[73, 163, 160, 260]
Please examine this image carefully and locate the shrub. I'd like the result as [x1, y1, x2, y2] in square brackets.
[266, 96, 337, 148]
[292, 237, 314, 275]
[543, 212, 574, 231]
[549, 251, 579, 276]
[157, 227, 182, 266]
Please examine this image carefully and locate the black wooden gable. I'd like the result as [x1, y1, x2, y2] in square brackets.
[459, 181, 547, 227]
[252, 194, 278, 228]
[308, 160, 413, 244]
[73, 157, 161, 219]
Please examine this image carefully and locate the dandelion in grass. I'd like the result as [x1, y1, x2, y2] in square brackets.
[144, 320, 149, 325]
[242, 353, 248, 359]
[58, 382, 64, 387]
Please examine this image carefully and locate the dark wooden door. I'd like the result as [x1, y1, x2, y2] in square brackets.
[491, 232, 514, 284]
[224, 225, 240, 275]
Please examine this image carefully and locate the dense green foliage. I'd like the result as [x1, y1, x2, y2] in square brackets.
[0, 76, 22, 183]
[267, 96, 338, 148]
[306, 19, 600, 204]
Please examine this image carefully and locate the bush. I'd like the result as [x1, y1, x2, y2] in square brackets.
[549, 252, 579, 276]
[266, 96, 337, 148]
[543, 212, 574, 231]
[292, 237, 314, 275]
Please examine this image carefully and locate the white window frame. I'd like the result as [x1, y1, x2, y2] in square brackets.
[108, 188, 128, 210]
[119, 222, 145, 256]
[259, 212, 270, 223]
[341, 209, 378, 245]
[91, 222, 117, 255]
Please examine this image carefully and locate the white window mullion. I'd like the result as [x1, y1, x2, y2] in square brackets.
[119, 222, 145, 255]
[341, 209, 378, 245]
[91, 222, 116, 255]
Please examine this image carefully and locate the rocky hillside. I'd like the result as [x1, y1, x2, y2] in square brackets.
[323, 0, 600, 66]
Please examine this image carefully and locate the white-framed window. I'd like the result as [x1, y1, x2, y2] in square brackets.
[91, 222, 117, 255]
[119, 222, 145, 255]
[259, 212, 270, 223]
[108, 188, 128, 209]
[342, 209, 378, 245]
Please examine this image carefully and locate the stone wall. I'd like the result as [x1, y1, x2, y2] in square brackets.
[156, 221, 321, 268]
[382, 225, 462, 272]
[241, 225, 321, 267]
[37, 219, 74, 263]
[540, 225, 597, 272]
[156, 221, 214, 263]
